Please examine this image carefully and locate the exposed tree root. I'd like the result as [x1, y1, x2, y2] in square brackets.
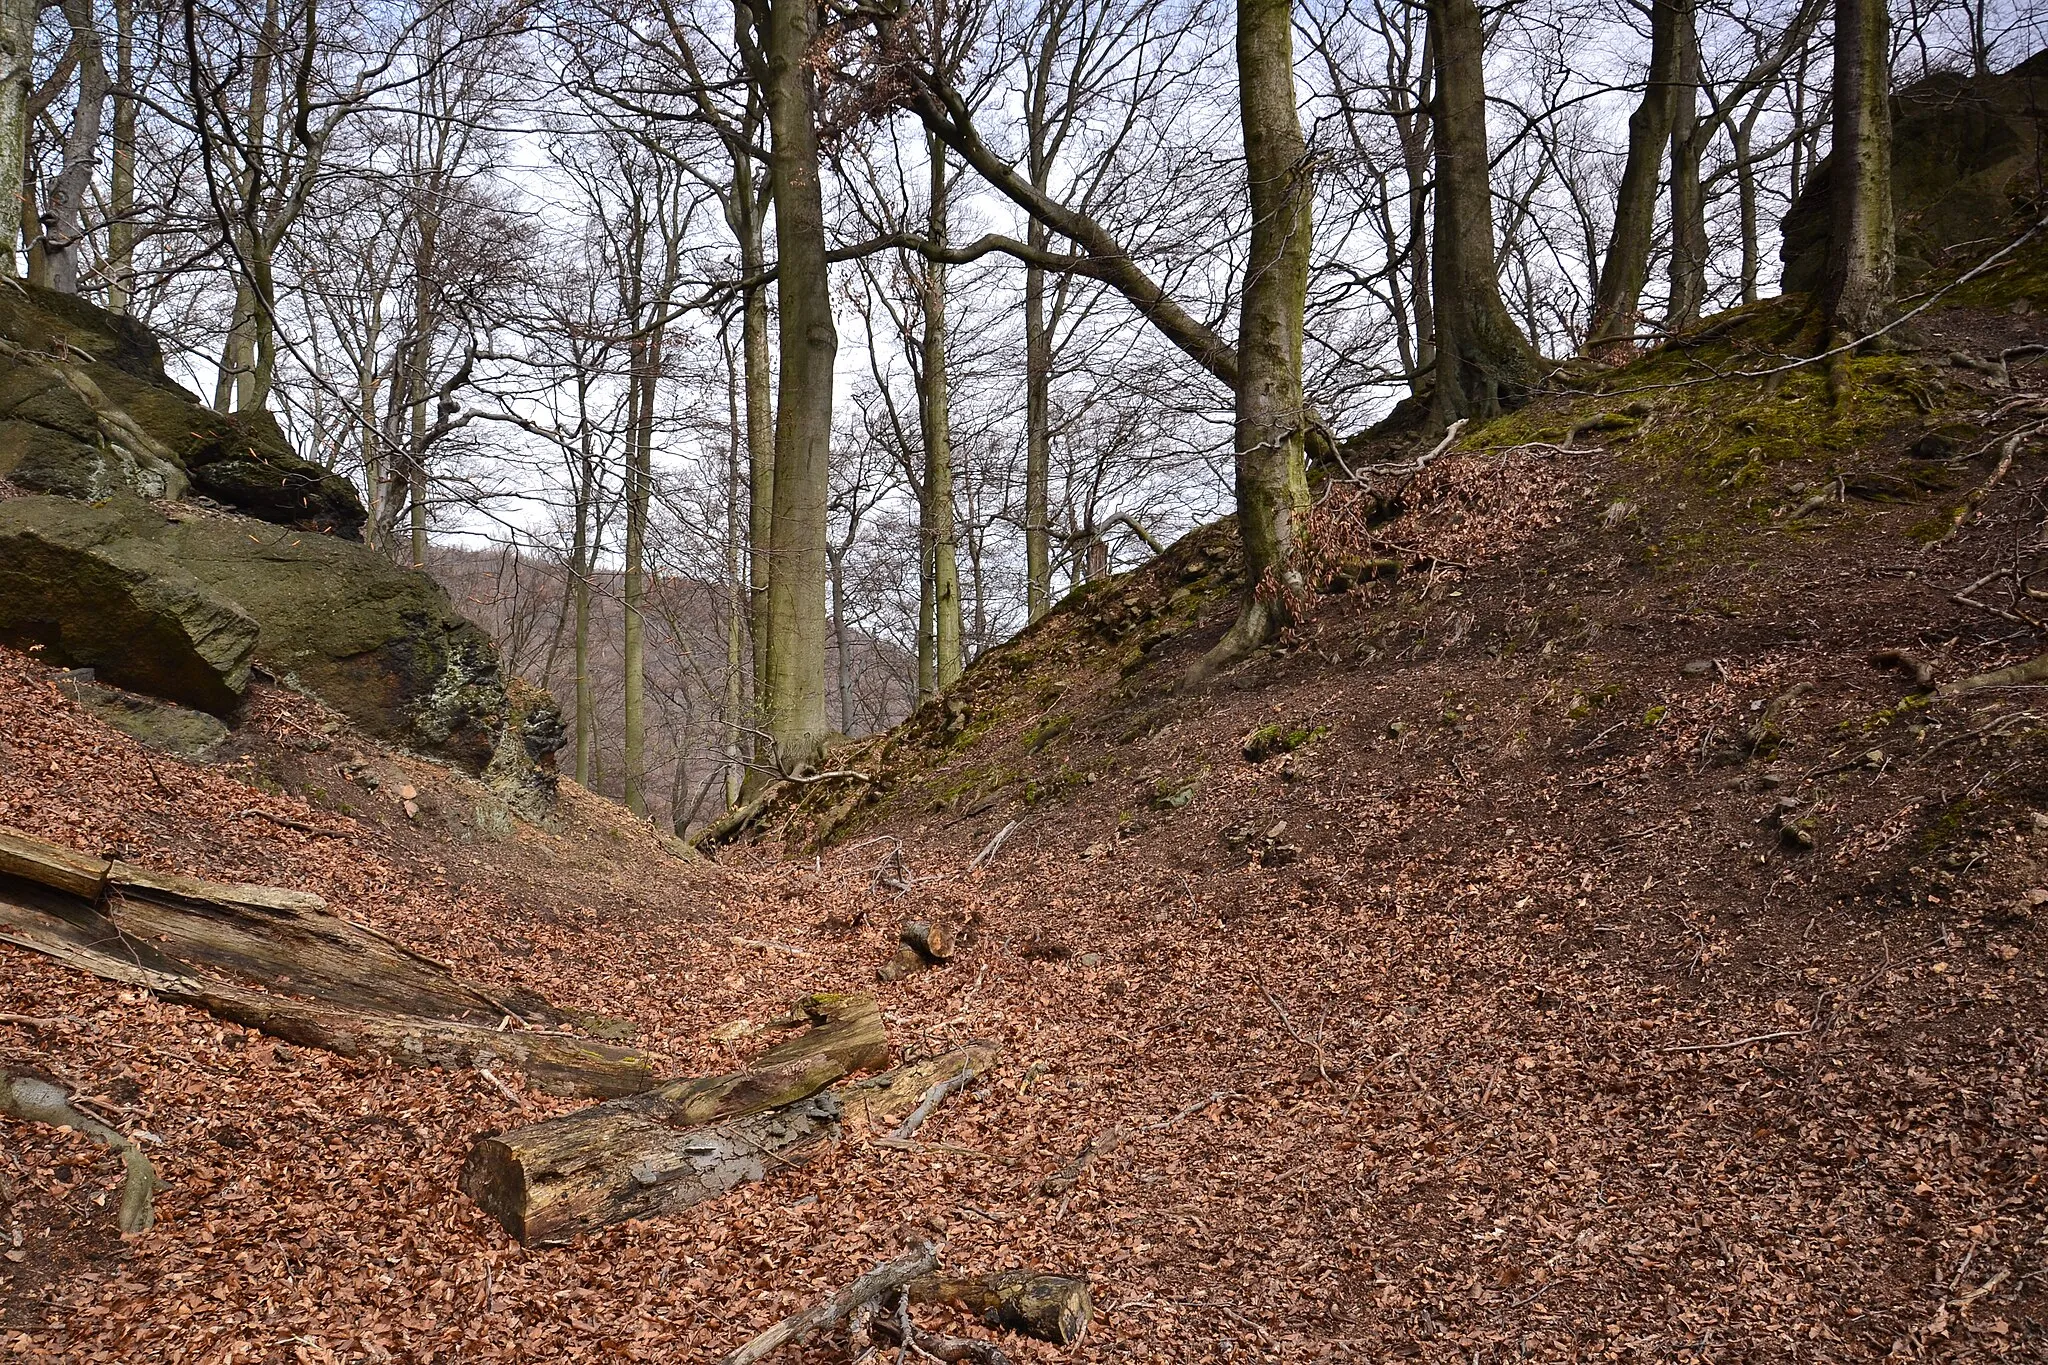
[0, 1068, 159, 1233]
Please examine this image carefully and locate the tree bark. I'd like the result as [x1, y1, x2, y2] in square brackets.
[1587, 0, 1682, 358]
[0, 828, 650, 1097]
[623, 331, 660, 818]
[1425, 0, 1538, 427]
[0, 0, 31, 279]
[107, 0, 136, 312]
[1664, 0, 1708, 332]
[1822, 0, 1894, 338]
[1023, 237, 1053, 620]
[44, 0, 108, 296]
[758, 0, 836, 782]
[907, 1272, 1094, 1345]
[1189, 0, 1314, 681]
[921, 135, 964, 691]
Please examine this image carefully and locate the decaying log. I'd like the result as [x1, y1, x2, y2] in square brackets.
[463, 1041, 998, 1244]
[717, 1243, 940, 1365]
[0, 825, 650, 1097]
[0, 1068, 159, 1233]
[908, 1271, 1094, 1345]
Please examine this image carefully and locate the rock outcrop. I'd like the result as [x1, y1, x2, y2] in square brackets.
[0, 284, 563, 799]
[1783, 52, 2048, 293]
[0, 284, 363, 536]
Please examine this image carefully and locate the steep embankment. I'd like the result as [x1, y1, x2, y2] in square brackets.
[6, 264, 2048, 1360]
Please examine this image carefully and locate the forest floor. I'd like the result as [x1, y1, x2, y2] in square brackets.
[7, 282, 2048, 1362]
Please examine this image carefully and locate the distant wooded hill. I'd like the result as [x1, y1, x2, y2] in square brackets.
[428, 545, 916, 832]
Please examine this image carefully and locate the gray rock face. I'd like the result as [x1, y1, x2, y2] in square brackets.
[0, 289, 563, 803]
[0, 493, 562, 779]
[57, 673, 232, 762]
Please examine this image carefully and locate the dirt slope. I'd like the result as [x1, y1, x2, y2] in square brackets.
[6, 266, 2048, 1362]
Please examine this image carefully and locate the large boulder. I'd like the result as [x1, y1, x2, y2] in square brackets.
[0, 496, 257, 714]
[0, 284, 364, 537]
[0, 494, 545, 772]
[1783, 53, 2048, 293]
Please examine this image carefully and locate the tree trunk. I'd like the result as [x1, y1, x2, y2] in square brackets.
[0, 0, 31, 279]
[921, 136, 963, 691]
[1188, 0, 1313, 682]
[737, 174, 775, 725]
[1822, 0, 1894, 338]
[1665, 0, 1707, 332]
[829, 541, 851, 730]
[623, 334, 659, 818]
[724, 341, 747, 808]
[44, 0, 108, 296]
[1587, 0, 1682, 358]
[107, 0, 135, 311]
[1396, 34, 1436, 387]
[1425, 0, 1537, 427]
[917, 540, 936, 700]
[758, 0, 836, 782]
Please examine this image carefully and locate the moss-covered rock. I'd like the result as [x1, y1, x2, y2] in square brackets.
[0, 493, 544, 771]
[1782, 54, 2048, 292]
[0, 496, 257, 714]
[0, 283, 363, 536]
[57, 674, 231, 761]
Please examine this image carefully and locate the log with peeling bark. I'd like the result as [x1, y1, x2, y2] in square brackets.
[0, 825, 651, 1097]
[909, 1271, 1094, 1345]
[463, 1040, 999, 1244]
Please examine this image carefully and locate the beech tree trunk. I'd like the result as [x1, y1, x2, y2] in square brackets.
[1190, 0, 1313, 680]
[921, 136, 964, 690]
[1587, 0, 1682, 358]
[1664, 0, 1708, 332]
[1823, 0, 1894, 337]
[0, 0, 29, 278]
[1024, 233, 1053, 620]
[107, 0, 136, 312]
[623, 331, 660, 817]
[759, 0, 836, 782]
[45, 0, 108, 296]
[1425, 0, 1538, 427]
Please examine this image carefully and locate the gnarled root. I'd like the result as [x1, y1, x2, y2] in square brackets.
[0, 1069, 159, 1233]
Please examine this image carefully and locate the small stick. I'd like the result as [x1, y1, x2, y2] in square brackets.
[1660, 1028, 1810, 1054]
[892, 1070, 976, 1142]
[967, 820, 1018, 873]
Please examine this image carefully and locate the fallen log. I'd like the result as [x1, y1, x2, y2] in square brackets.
[0, 825, 650, 1097]
[1, 1067, 159, 1233]
[909, 1271, 1094, 1345]
[717, 1243, 940, 1365]
[463, 1042, 998, 1244]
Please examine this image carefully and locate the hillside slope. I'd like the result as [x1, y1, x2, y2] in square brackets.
[4, 259, 2048, 1362]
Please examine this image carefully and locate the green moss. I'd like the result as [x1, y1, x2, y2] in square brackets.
[1241, 721, 1328, 762]
[1022, 713, 1071, 754]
